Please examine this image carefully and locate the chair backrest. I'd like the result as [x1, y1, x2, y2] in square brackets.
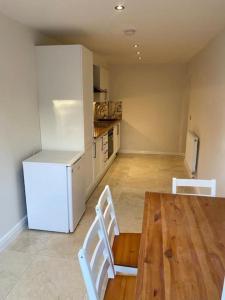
[222, 278, 225, 300]
[95, 185, 120, 264]
[172, 178, 216, 197]
[78, 215, 115, 300]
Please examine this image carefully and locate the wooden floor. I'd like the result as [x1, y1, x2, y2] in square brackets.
[136, 192, 225, 300]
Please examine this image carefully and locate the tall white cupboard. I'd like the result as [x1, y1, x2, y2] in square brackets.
[36, 45, 94, 199]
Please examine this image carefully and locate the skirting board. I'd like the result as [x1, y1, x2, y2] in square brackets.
[119, 149, 185, 156]
[0, 216, 27, 252]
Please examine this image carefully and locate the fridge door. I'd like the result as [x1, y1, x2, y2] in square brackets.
[67, 156, 86, 232]
[23, 162, 69, 233]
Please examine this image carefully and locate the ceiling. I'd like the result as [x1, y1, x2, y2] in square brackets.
[0, 0, 225, 64]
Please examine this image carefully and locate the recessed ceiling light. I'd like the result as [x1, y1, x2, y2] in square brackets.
[124, 29, 136, 36]
[115, 4, 125, 10]
[133, 44, 139, 48]
[137, 51, 141, 55]
[138, 57, 142, 60]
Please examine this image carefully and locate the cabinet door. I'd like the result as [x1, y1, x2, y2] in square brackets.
[100, 67, 109, 91]
[102, 134, 108, 168]
[84, 143, 94, 198]
[69, 157, 86, 232]
[82, 47, 94, 147]
[117, 123, 121, 152]
[113, 125, 118, 154]
[94, 138, 102, 182]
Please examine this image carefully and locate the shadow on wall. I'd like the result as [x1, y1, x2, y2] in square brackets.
[120, 120, 155, 152]
[120, 120, 182, 154]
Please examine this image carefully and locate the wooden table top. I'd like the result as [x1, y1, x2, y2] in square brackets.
[136, 192, 225, 300]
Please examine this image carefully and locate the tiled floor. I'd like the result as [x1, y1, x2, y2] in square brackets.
[0, 154, 188, 300]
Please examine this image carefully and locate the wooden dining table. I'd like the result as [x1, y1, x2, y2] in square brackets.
[135, 192, 225, 300]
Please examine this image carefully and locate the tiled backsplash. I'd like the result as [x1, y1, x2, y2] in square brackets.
[94, 101, 122, 120]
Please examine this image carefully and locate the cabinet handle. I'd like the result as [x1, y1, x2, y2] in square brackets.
[101, 137, 103, 151]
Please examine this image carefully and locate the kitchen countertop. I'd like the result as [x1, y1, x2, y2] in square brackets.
[93, 120, 120, 139]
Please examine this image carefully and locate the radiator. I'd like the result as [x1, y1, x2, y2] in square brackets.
[185, 131, 199, 174]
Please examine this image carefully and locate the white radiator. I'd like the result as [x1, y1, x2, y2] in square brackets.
[185, 131, 199, 174]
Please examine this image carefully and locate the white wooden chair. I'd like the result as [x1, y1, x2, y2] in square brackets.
[221, 278, 225, 300]
[78, 215, 136, 300]
[95, 185, 140, 275]
[172, 178, 216, 197]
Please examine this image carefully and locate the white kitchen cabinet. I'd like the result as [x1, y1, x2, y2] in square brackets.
[23, 151, 85, 233]
[102, 133, 108, 167]
[117, 122, 121, 152]
[36, 45, 94, 201]
[113, 122, 121, 153]
[82, 48, 94, 147]
[93, 65, 109, 91]
[93, 138, 102, 182]
[93, 132, 109, 183]
[93, 65, 109, 102]
[84, 143, 94, 198]
[113, 124, 118, 154]
[36, 45, 93, 152]
[100, 67, 109, 91]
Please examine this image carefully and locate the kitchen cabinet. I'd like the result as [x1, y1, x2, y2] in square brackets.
[113, 122, 121, 153]
[102, 133, 108, 167]
[93, 65, 109, 102]
[113, 125, 118, 154]
[93, 132, 109, 183]
[36, 45, 94, 201]
[117, 122, 121, 151]
[93, 123, 121, 186]
[84, 143, 94, 198]
[100, 67, 109, 91]
[36, 45, 93, 152]
[93, 137, 103, 182]
[93, 65, 109, 91]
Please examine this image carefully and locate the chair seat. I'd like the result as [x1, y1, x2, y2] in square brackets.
[104, 275, 136, 300]
[112, 233, 141, 267]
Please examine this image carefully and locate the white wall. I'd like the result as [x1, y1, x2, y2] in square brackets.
[109, 64, 189, 154]
[93, 52, 109, 69]
[188, 29, 225, 196]
[0, 12, 57, 245]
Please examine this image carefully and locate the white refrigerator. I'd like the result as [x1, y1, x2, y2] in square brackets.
[23, 151, 85, 233]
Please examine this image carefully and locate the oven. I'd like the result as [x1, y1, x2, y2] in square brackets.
[108, 128, 114, 159]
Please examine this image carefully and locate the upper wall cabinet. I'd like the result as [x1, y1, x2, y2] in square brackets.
[36, 45, 93, 151]
[93, 65, 109, 102]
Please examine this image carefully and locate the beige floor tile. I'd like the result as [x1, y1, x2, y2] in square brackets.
[5, 256, 85, 300]
[0, 154, 187, 300]
[0, 250, 35, 299]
